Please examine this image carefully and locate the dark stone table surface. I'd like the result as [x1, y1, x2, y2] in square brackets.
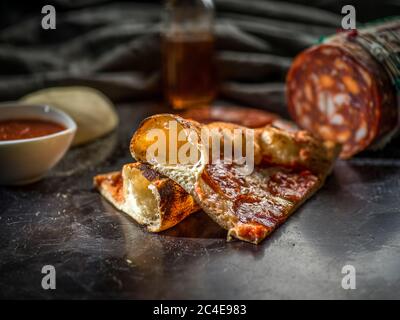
[1, 102, 400, 299]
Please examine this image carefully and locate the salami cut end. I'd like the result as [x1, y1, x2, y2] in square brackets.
[286, 34, 397, 159]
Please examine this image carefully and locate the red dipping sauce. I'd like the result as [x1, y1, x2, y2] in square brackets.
[0, 119, 66, 141]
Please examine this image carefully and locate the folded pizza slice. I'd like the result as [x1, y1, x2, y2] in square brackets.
[94, 162, 200, 232]
[130, 114, 339, 244]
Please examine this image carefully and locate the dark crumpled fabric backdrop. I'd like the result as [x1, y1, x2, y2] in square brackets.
[0, 0, 397, 109]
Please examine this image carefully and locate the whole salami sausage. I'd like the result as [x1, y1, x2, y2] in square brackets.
[286, 18, 400, 159]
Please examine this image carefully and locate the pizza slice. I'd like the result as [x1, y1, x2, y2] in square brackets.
[94, 162, 200, 232]
[130, 114, 339, 244]
[94, 106, 295, 234]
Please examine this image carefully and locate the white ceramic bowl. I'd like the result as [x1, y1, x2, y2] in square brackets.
[0, 103, 77, 185]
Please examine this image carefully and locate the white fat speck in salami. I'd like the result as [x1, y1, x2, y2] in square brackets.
[355, 125, 367, 142]
[326, 94, 336, 116]
[330, 114, 344, 125]
[318, 92, 327, 113]
[333, 94, 349, 106]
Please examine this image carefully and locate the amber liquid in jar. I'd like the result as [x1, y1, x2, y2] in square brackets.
[163, 34, 216, 109]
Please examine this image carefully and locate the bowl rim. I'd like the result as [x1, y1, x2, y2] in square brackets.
[0, 103, 77, 145]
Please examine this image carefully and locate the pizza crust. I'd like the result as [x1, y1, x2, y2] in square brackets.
[94, 162, 200, 232]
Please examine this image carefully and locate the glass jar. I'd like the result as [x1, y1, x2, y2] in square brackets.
[162, 0, 217, 110]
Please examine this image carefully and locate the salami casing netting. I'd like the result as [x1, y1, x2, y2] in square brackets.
[286, 20, 399, 159]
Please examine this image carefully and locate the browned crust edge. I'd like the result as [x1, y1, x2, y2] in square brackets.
[94, 162, 199, 232]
